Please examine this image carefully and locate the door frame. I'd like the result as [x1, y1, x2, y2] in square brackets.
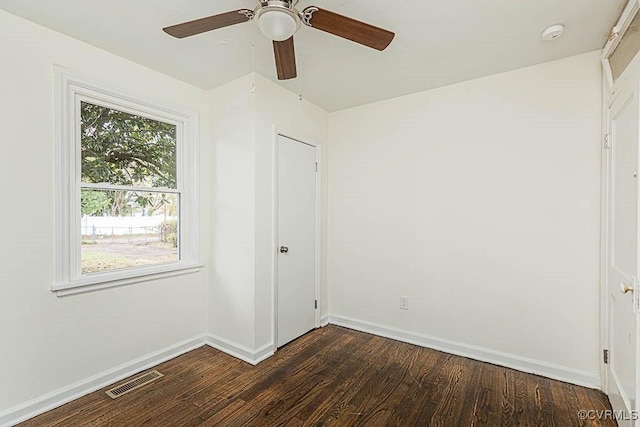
[271, 126, 321, 351]
[601, 1, 640, 394]
[600, 65, 611, 394]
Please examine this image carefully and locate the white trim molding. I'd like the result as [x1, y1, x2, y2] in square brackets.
[53, 66, 201, 296]
[205, 334, 275, 366]
[328, 315, 601, 389]
[53, 263, 203, 297]
[320, 315, 330, 327]
[0, 336, 206, 427]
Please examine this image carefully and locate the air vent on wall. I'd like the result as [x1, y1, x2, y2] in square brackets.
[106, 370, 164, 399]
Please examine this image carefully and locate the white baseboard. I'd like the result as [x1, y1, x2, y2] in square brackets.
[320, 315, 330, 327]
[0, 335, 207, 427]
[205, 334, 274, 365]
[1, 317, 598, 426]
[329, 315, 600, 389]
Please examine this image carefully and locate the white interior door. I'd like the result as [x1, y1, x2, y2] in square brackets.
[606, 77, 640, 426]
[277, 135, 317, 348]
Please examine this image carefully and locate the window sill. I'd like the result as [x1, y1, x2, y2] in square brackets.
[52, 262, 203, 297]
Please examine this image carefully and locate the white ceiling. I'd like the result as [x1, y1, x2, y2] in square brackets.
[0, 0, 626, 111]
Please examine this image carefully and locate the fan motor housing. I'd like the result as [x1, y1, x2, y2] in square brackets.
[254, 1, 302, 23]
[254, 1, 302, 40]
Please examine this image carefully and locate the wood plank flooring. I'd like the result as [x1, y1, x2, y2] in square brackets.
[19, 326, 615, 426]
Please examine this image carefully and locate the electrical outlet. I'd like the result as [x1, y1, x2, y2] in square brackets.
[400, 296, 409, 310]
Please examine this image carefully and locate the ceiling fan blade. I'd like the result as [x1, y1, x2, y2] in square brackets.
[302, 7, 394, 51]
[163, 9, 253, 38]
[273, 37, 297, 80]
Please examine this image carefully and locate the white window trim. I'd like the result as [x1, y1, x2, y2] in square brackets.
[53, 67, 201, 296]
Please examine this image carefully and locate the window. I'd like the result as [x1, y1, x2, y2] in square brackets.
[54, 68, 200, 295]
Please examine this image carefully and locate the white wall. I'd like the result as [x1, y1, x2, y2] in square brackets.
[209, 73, 328, 352]
[327, 51, 603, 382]
[0, 10, 209, 414]
[209, 74, 257, 349]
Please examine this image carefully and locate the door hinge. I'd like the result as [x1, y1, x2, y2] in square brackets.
[315, 162, 318, 172]
[315, 299, 318, 309]
[604, 134, 611, 149]
[603, 349, 609, 364]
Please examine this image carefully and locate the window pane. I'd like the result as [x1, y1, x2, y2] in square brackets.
[80, 189, 179, 274]
[81, 102, 177, 188]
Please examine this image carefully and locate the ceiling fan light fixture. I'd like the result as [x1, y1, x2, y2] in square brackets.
[255, 1, 301, 41]
[164, 1, 396, 81]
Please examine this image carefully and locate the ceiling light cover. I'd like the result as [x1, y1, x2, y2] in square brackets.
[258, 10, 298, 41]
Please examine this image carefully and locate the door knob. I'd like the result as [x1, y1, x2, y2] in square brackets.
[621, 283, 634, 294]
[280, 246, 289, 254]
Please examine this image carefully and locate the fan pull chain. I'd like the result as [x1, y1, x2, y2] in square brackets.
[251, 44, 256, 94]
[298, 53, 304, 101]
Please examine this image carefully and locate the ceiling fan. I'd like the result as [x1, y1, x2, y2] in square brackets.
[163, 1, 395, 80]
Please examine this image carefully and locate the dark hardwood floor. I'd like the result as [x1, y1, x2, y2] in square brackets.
[20, 325, 614, 426]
